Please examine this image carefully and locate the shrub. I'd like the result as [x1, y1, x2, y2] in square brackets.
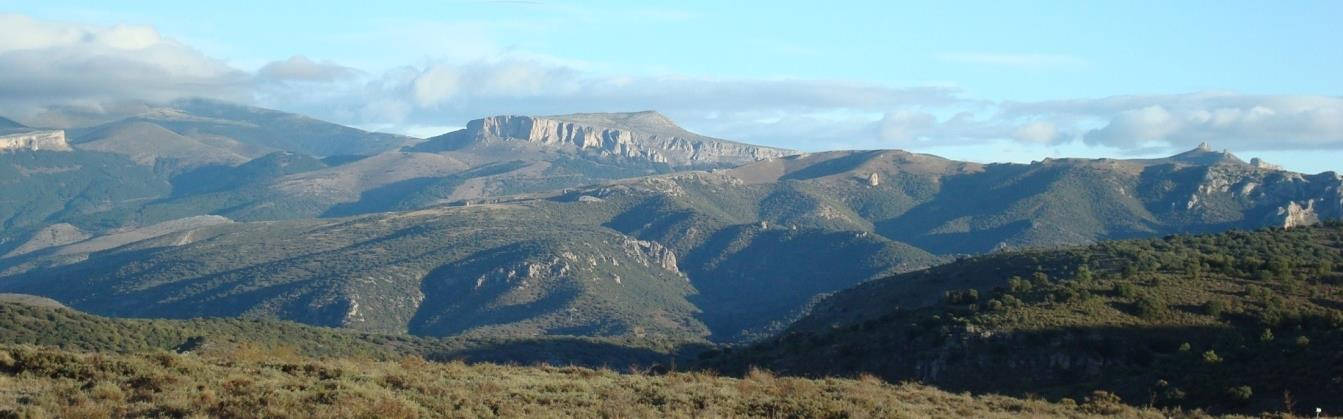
[1259, 329, 1275, 343]
[1079, 390, 1125, 415]
[1202, 350, 1222, 364]
[1115, 283, 1139, 299]
[1134, 295, 1165, 319]
[942, 289, 980, 305]
[1226, 385, 1253, 403]
[1203, 299, 1227, 317]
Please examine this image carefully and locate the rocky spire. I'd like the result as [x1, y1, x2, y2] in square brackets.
[1195, 142, 1212, 152]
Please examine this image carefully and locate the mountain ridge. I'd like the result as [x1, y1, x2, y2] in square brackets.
[413, 112, 796, 166]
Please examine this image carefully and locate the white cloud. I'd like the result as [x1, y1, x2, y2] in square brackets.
[2, 13, 1340, 162]
[877, 110, 938, 142]
[1013, 121, 1060, 143]
[0, 13, 248, 121]
[1012, 93, 1343, 151]
[256, 56, 361, 83]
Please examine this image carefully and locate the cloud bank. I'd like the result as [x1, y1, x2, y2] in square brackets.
[2, 13, 1340, 158]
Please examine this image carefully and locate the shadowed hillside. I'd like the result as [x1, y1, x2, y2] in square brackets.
[710, 222, 1343, 415]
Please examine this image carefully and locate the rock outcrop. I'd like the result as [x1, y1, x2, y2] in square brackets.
[1250, 157, 1282, 171]
[0, 130, 70, 152]
[430, 112, 795, 166]
[1273, 200, 1321, 228]
[622, 238, 681, 275]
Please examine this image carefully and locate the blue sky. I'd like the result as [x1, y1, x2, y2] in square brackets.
[2, 1, 1341, 172]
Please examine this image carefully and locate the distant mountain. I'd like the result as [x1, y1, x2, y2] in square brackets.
[0, 171, 942, 342]
[72, 120, 252, 168]
[2, 103, 1341, 351]
[412, 111, 796, 166]
[179, 110, 798, 219]
[722, 146, 1342, 254]
[60, 99, 414, 171]
[709, 223, 1343, 414]
[142, 98, 415, 157]
[0, 116, 29, 135]
[0, 107, 792, 242]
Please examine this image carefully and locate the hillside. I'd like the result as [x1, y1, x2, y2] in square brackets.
[724, 147, 1342, 254]
[0, 150, 170, 244]
[0, 342, 1171, 418]
[0, 300, 700, 367]
[709, 223, 1343, 415]
[4, 143, 1341, 346]
[72, 120, 252, 169]
[0, 173, 942, 343]
[127, 98, 414, 158]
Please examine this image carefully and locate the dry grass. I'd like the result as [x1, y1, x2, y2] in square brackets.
[0, 343, 1188, 418]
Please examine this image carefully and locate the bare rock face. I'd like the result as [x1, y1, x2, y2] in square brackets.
[622, 238, 681, 275]
[0, 130, 70, 152]
[463, 112, 795, 166]
[1250, 157, 1282, 171]
[1273, 200, 1321, 228]
[867, 172, 881, 187]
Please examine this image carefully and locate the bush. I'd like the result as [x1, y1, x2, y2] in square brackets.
[1226, 385, 1253, 403]
[1079, 390, 1125, 415]
[1202, 350, 1222, 364]
[1203, 299, 1227, 317]
[1115, 283, 1139, 298]
[942, 289, 980, 305]
[1134, 295, 1165, 319]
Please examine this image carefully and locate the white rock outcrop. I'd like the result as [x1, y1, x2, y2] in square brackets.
[1273, 200, 1321, 229]
[465, 113, 794, 166]
[0, 130, 70, 152]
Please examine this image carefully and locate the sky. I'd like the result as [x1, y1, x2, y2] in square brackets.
[1, 0, 1341, 173]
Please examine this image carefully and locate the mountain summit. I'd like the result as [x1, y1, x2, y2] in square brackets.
[415, 111, 796, 166]
[1165, 142, 1245, 166]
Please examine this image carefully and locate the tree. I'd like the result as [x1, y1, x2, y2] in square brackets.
[1203, 299, 1227, 317]
[1202, 350, 1222, 364]
[1075, 265, 1094, 282]
[1226, 385, 1253, 403]
[1135, 295, 1165, 320]
[1260, 328, 1275, 343]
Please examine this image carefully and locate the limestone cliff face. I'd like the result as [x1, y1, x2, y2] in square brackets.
[0, 130, 70, 152]
[463, 113, 795, 166]
[1272, 200, 1322, 228]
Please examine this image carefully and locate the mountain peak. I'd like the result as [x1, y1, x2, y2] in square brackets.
[0, 116, 31, 136]
[417, 111, 796, 166]
[0, 116, 25, 129]
[1168, 142, 1244, 166]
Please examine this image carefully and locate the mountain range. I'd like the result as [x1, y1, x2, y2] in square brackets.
[3, 98, 1341, 415]
[1, 99, 1339, 347]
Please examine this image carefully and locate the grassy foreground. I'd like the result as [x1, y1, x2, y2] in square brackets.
[0, 343, 1183, 418]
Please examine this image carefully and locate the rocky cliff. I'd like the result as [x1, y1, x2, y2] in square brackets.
[0, 130, 70, 152]
[426, 112, 796, 166]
